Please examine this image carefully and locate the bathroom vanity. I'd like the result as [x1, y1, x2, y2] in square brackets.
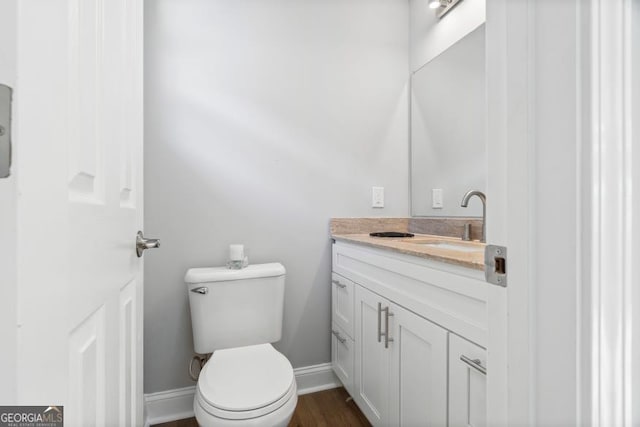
[330, 231, 488, 427]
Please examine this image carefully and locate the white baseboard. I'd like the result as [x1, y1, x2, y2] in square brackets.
[293, 362, 341, 395]
[144, 362, 340, 427]
[144, 385, 197, 427]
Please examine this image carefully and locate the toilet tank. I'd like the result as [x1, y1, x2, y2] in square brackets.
[185, 263, 286, 354]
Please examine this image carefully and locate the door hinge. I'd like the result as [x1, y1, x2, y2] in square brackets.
[484, 244, 507, 287]
[0, 84, 12, 179]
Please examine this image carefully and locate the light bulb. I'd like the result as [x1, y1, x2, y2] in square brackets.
[428, 0, 442, 9]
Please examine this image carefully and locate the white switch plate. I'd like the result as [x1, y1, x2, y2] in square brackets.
[432, 188, 443, 208]
[372, 187, 384, 208]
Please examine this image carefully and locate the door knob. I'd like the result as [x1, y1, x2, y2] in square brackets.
[136, 231, 160, 257]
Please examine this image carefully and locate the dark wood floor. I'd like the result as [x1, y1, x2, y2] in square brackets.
[153, 387, 371, 427]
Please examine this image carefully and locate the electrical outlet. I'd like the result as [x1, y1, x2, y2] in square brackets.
[372, 187, 384, 208]
[432, 188, 443, 208]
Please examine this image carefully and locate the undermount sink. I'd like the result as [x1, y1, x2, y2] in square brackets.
[408, 241, 484, 253]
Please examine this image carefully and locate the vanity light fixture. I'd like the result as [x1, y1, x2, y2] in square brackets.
[428, 0, 464, 19]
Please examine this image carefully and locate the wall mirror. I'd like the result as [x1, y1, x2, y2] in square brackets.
[410, 24, 487, 217]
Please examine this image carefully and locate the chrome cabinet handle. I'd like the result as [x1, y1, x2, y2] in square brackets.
[136, 231, 160, 257]
[376, 303, 393, 348]
[332, 279, 347, 289]
[190, 287, 208, 295]
[331, 330, 346, 344]
[460, 355, 487, 375]
[383, 306, 394, 348]
[377, 302, 383, 343]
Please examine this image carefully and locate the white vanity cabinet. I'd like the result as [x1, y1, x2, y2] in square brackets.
[331, 273, 354, 337]
[331, 239, 489, 427]
[353, 285, 391, 424]
[354, 284, 449, 426]
[331, 321, 354, 395]
[331, 273, 355, 394]
[448, 334, 487, 427]
[389, 299, 448, 427]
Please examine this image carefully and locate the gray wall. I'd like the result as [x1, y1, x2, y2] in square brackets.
[144, 0, 409, 394]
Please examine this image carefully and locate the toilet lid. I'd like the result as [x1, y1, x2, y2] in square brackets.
[198, 344, 295, 412]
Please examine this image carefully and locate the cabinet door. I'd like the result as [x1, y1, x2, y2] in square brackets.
[331, 322, 355, 395]
[389, 303, 448, 427]
[332, 273, 354, 338]
[449, 334, 487, 427]
[354, 285, 391, 426]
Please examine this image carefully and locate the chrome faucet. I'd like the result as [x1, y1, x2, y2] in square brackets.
[460, 190, 486, 243]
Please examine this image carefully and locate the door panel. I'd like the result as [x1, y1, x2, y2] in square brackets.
[68, 307, 107, 427]
[389, 303, 448, 427]
[119, 279, 140, 427]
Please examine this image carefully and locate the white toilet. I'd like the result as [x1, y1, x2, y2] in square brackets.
[185, 263, 297, 427]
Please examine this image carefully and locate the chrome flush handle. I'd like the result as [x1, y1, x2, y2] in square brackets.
[136, 231, 160, 257]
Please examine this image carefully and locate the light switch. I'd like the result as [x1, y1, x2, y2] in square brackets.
[432, 188, 443, 208]
[372, 187, 384, 208]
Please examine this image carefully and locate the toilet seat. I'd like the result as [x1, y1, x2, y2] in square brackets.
[196, 344, 296, 421]
[196, 380, 296, 421]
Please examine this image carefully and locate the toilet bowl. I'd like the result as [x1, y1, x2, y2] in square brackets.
[193, 344, 297, 427]
[185, 263, 296, 427]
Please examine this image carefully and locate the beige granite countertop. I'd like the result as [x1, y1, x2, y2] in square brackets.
[332, 233, 485, 270]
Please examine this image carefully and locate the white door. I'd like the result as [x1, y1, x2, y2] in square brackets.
[14, 1, 146, 426]
[354, 285, 391, 426]
[449, 334, 487, 427]
[389, 303, 447, 427]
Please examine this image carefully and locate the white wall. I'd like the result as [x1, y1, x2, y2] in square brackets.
[144, 0, 409, 393]
[0, 0, 17, 404]
[410, 0, 485, 72]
